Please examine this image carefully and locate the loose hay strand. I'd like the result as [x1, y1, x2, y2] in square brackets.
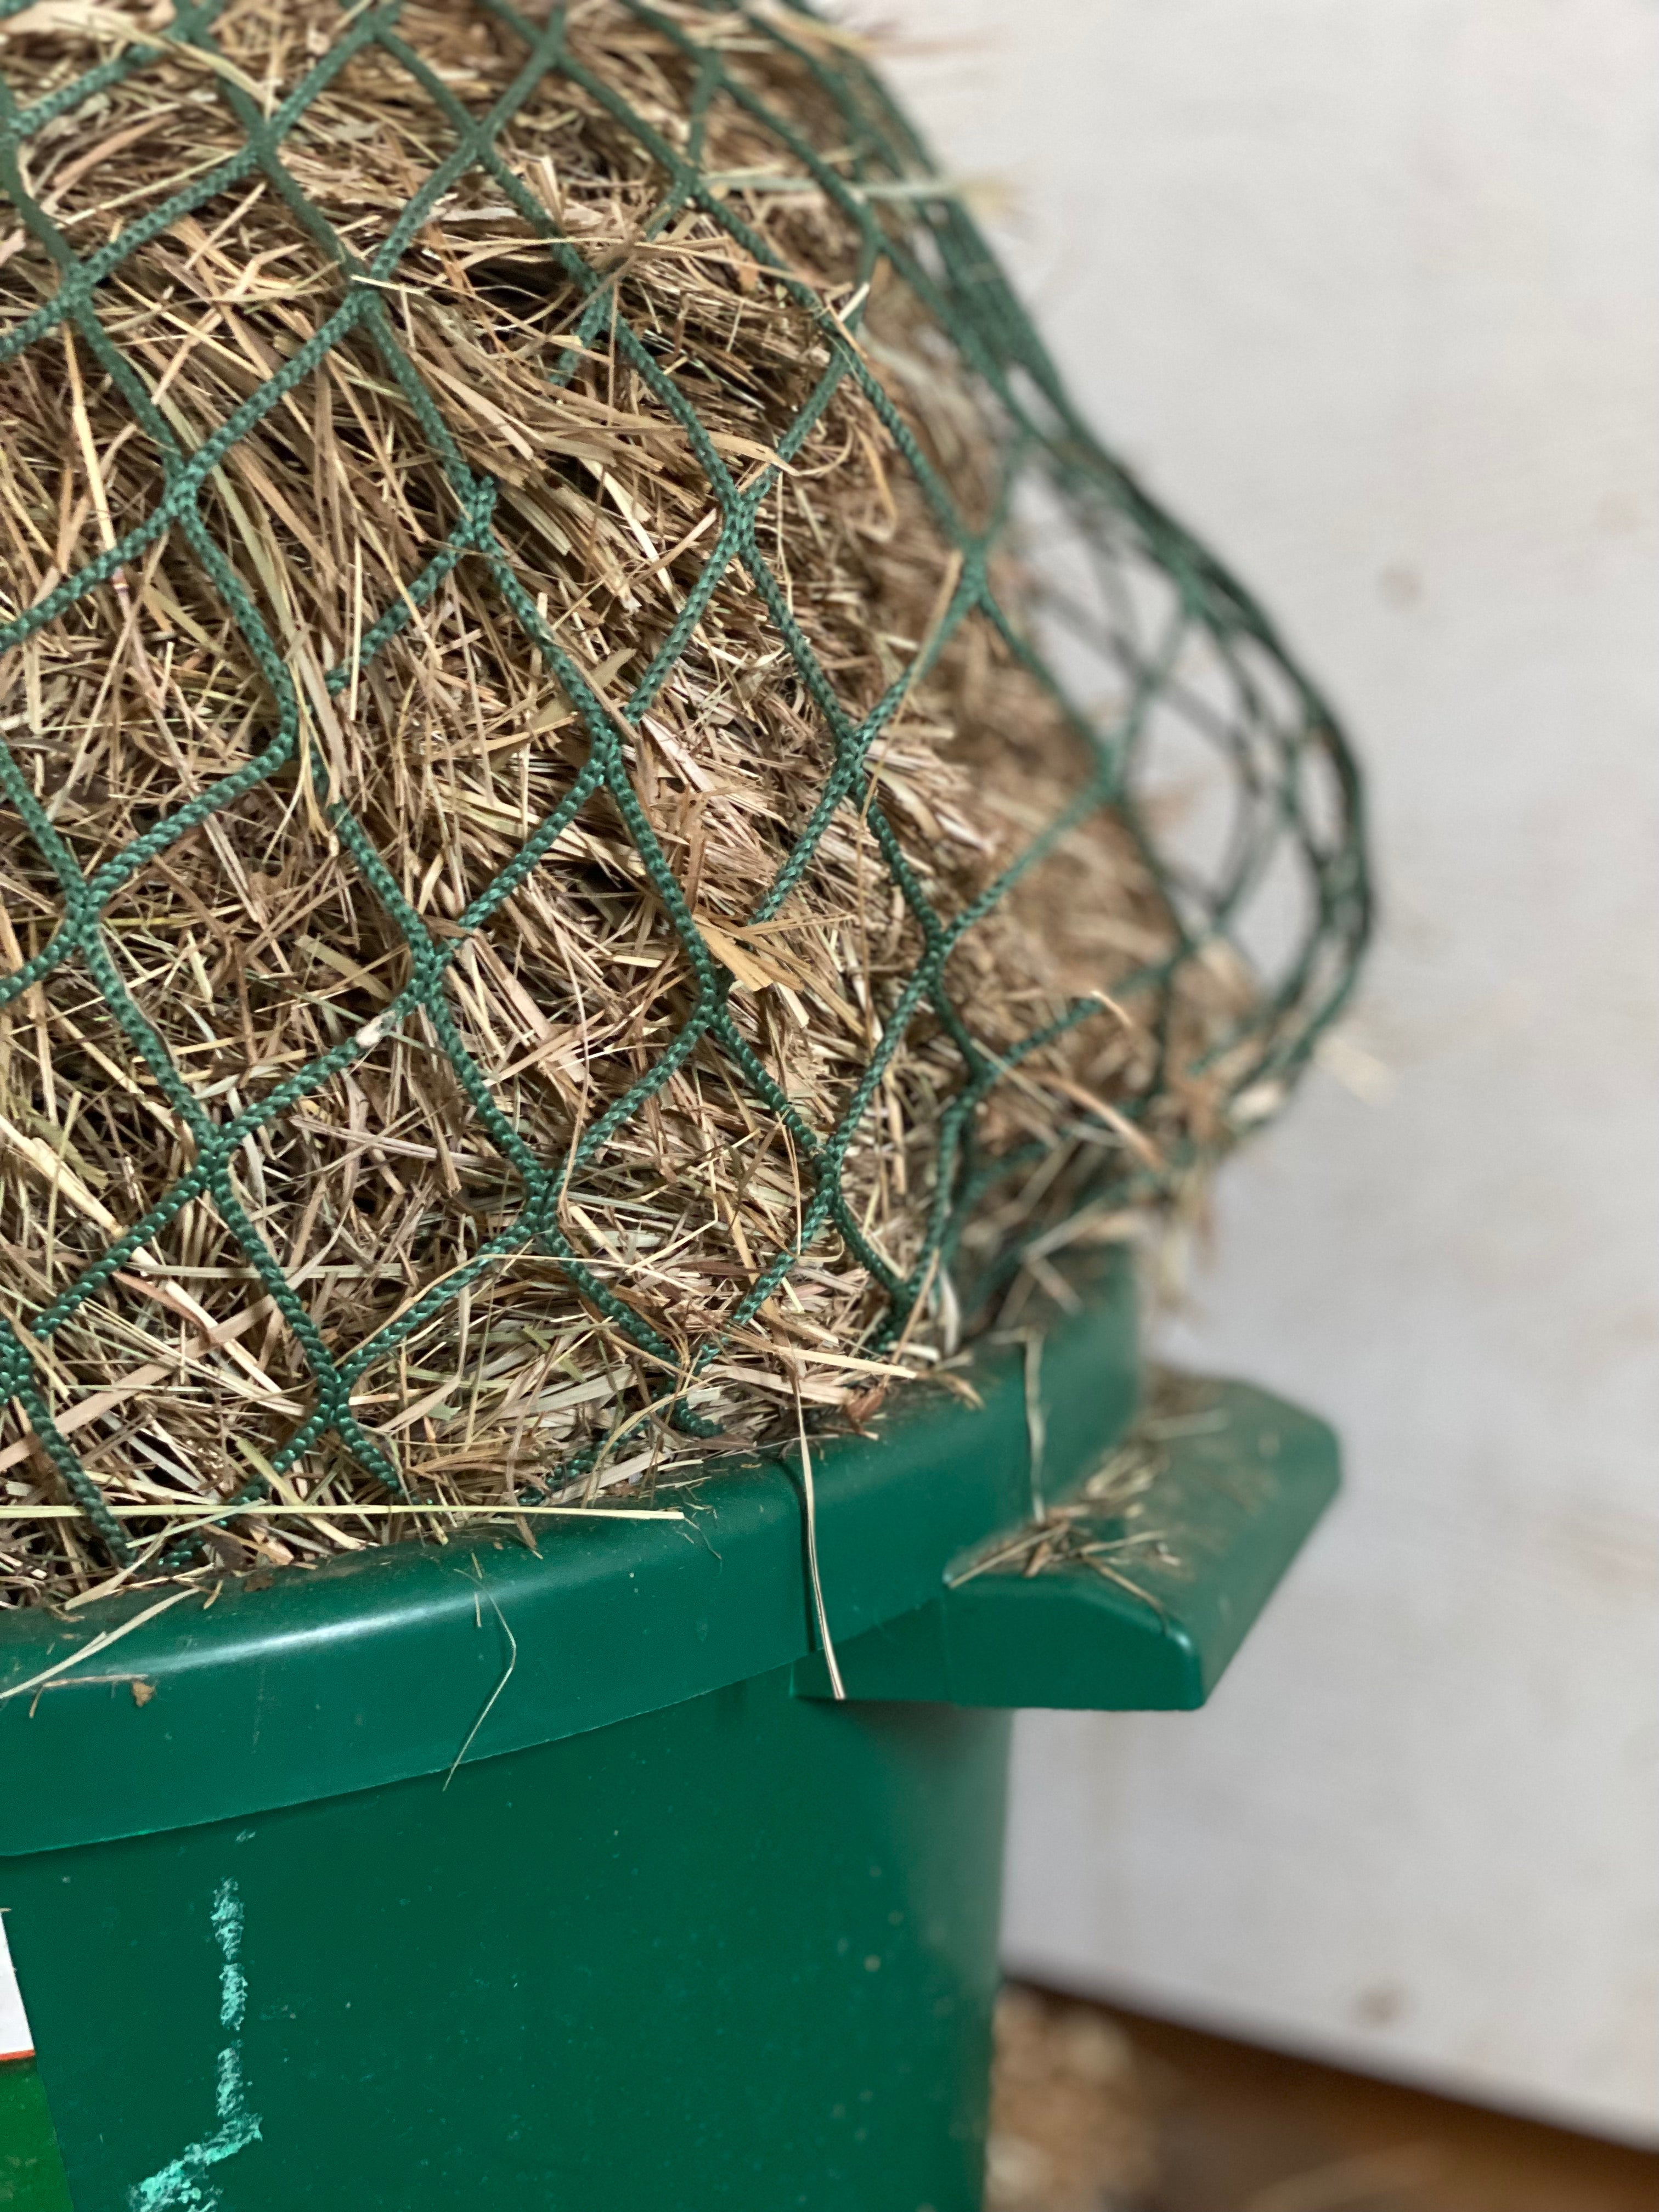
[793, 1370, 842, 1699]
[0, 1500, 686, 1517]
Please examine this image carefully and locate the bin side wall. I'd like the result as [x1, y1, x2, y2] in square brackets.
[4, 1668, 1009, 2212]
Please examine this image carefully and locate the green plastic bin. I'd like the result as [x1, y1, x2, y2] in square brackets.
[0, 1254, 1336, 2211]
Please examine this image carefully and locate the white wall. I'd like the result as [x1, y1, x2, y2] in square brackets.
[874, 0, 1659, 2141]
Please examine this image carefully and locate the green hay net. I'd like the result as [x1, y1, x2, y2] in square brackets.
[0, 0, 1368, 1575]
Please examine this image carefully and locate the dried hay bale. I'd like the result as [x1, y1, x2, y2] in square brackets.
[0, 0, 1366, 1604]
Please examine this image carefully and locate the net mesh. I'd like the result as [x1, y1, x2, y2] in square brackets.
[0, 0, 1368, 1582]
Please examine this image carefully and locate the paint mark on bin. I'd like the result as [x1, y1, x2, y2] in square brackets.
[129, 1878, 261, 2209]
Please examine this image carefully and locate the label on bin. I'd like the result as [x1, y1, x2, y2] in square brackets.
[0, 1911, 33, 2061]
[0, 1912, 76, 2212]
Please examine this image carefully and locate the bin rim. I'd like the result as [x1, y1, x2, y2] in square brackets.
[0, 1249, 1137, 1855]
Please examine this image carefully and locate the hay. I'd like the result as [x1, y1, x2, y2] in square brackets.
[0, 0, 1366, 1606]
[988, 1985, 1158, 2211]
[945, 1369, 1226, 1601]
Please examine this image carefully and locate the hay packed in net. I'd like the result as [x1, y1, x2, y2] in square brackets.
[0, 0, 1367, 1606]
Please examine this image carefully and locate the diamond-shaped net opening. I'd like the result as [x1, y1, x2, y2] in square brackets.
[0, 0, 1367, 1605]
